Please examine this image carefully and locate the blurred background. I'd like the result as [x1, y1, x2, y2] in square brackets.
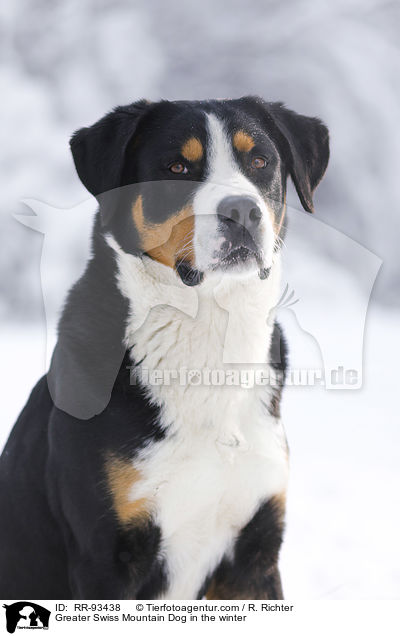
[1, 0, 399, 599]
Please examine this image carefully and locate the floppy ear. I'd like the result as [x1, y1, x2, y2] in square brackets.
[70, 99, 150, 224]
[265, 102, 329, 213]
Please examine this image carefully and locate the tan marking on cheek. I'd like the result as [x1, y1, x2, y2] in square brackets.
[132, 195, 147, 240]
[132, 195, 195, 268]
[181, 137, 203, 162]
[274, 191, 287, 237]
[233, 130, 255, 153]
[275, 203, 286, 237]
[105, 455, 150, 526]
[265, 192, 286, 239]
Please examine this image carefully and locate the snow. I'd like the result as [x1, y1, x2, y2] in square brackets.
[280, 302, 400, 599]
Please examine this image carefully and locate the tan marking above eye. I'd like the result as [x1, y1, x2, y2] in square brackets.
[233, 130, 255, 153]
[181, 137, 203, 162]
[105, 454, 150, 526]
[132, 195, 195, 268]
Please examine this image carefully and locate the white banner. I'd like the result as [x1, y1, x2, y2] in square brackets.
[1, 600, 399, 636]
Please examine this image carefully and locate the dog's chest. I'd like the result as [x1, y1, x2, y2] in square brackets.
[124, 288, 287, 598]
[129, 400, 288, 599]
[112, 253, 288, 598]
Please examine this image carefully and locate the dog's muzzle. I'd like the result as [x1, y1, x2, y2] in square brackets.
[216, 195, 264, 268]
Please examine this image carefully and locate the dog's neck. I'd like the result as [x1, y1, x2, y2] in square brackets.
[106, 234, 281, 368]
[105, 234, 282, 435]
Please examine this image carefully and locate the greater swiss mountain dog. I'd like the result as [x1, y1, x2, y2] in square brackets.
[0, 97, 329, 599]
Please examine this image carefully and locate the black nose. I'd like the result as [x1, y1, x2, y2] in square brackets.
[217, 196, 262, 230]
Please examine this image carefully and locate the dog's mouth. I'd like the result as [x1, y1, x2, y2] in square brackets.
[217, 241, 270, 278]
[219, 244, 257, 267]
[175, 260, 204, 286]
[175, 241, 270, 286]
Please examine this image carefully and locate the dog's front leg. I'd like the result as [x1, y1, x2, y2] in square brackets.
[62, 518, 166, 599]
[202, 495, 286, 600]
[204, 563, 283, 600]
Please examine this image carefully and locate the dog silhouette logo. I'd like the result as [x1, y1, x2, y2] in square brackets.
[2, 602, 50, 633]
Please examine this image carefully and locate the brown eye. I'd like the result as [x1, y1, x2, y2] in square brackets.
[251, 156, 267, 169]
[169, 162, 188, 174]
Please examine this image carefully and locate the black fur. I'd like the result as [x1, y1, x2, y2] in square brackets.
[267, 322, 288, 418]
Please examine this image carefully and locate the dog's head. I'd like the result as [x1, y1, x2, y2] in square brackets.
[70, 97, 329, 285]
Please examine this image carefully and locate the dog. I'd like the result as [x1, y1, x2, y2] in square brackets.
[0, 96, 329, 600]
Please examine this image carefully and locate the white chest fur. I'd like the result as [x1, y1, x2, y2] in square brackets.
[107, 238, 289, 599]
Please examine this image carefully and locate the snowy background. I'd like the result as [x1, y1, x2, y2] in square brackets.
[1, 0, 399, 598]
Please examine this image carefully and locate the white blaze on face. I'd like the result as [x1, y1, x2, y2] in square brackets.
[192, 113, 275, 273]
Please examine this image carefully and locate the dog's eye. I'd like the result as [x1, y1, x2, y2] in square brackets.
[169, 162, 188, 174]
[251, 156, 267, 169]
